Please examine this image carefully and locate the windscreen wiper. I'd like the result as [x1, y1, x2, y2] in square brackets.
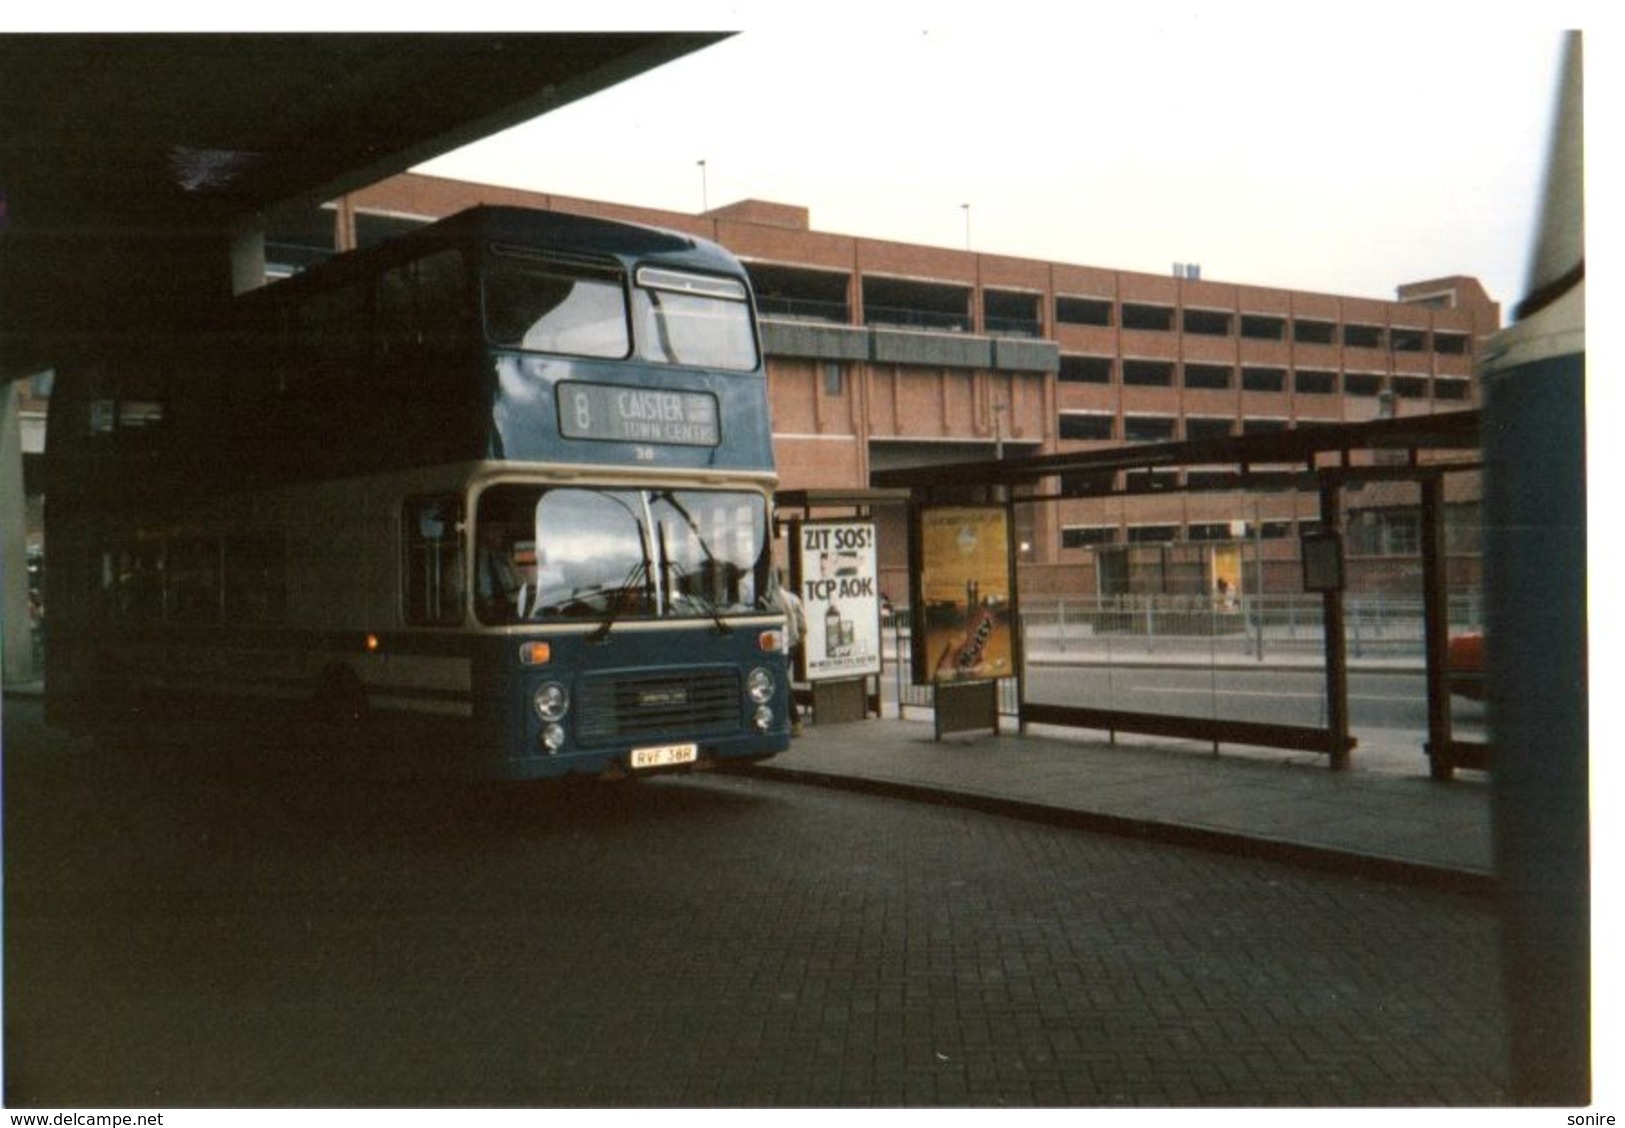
[652, 494, 736, 635]
[662, 550, 733, 636]
[587, 558, 654, 644]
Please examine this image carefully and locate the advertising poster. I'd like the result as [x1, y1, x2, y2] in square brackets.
[911, 506, 1015, 684]
[794, 520, 881, 681]
[1211, 543, 1243, 608]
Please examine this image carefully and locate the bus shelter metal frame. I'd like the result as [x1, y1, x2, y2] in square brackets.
[870, 409, 1485, 779]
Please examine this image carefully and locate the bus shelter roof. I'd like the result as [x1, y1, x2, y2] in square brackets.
[869, 409, 1482, 497]
[775, 489, 915, 514]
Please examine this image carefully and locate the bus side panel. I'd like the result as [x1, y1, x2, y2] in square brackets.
[287, 477, 372, 639]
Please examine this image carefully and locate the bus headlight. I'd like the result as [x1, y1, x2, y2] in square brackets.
[533, 681, 570, 722]
[753, 705, 775, 732]
[541, 722, 567, 753]
[746, 666, 775, 705]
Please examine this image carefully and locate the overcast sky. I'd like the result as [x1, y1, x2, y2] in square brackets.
[415, 15, 1573, 314]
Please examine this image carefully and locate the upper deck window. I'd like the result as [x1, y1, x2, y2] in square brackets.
[483, 254, 631, 359]
[482, 254, 757, 371]
[633, 266, 759, 371]
[85, 361, 167, 438]
[89, 398, 165, 435]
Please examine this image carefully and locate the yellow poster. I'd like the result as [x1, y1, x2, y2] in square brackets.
[1211, 543, 1242, 608]
[913, 506, 1013, 684]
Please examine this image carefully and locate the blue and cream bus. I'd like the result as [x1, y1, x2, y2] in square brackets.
[44, 206, 792, 779]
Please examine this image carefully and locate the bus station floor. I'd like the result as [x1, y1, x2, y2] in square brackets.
[743, 712, 1495, 894]
[3, 677, 1493, 891]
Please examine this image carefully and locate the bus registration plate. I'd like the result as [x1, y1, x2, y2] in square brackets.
[630, 743, 698, 770]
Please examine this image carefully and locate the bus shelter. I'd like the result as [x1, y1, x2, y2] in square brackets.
[871, 409, 1485, 780]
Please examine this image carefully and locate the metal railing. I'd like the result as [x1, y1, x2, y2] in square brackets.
[983, 315, 1043, 339]
[863, 305, 972, 333]
[1025, 592, 1483, 661]
[756, 296, 850, 324]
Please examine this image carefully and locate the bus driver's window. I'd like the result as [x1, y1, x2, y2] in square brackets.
[404, 496, 464, 626]
[476, 522, 522, 624]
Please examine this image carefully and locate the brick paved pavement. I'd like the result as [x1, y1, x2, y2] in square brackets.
[3, 699, 1507, 1107]
[754, 715, 1494, 889]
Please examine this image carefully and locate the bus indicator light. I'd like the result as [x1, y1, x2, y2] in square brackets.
[758, 629, 784, 653]
[520, 641, 552, 666]
[365, 633, 381, 652]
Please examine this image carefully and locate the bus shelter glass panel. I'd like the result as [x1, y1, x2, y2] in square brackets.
[1022, 493, 1334, 734]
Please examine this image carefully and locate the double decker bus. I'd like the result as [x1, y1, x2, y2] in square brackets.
[44, 206, 792, 779]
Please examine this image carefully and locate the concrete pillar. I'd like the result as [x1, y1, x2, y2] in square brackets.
[1485, 31, 1588, 1105]
[2, 380, 36, 684]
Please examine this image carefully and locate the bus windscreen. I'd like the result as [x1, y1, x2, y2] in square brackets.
[476, 485, 771, 626]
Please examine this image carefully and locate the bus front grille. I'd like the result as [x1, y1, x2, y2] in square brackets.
[574, 668, 741, 745]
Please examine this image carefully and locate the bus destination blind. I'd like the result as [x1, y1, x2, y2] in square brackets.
[557, 381, 720, 447]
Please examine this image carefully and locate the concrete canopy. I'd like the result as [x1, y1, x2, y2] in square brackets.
[0, 31, 727, 684]
[0, 31, 727, 378]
